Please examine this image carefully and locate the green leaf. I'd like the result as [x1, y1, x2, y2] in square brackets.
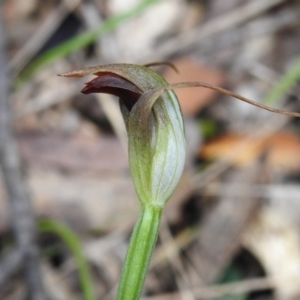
[39, 219, 96, 300]
[263, 57, 300, 105]
[199, 119, 218, 139]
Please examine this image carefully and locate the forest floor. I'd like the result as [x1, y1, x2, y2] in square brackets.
[1, 1, 300, 299]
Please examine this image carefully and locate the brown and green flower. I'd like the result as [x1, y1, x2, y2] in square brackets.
[59, 64, 186, 207]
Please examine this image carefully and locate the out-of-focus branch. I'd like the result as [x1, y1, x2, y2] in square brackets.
[0, 9, 48, 300]
[0, 248, 23, 287]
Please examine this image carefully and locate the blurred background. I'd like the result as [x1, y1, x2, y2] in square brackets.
[1, 0, 300, 299]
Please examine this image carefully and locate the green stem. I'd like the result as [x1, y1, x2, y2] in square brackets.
[117, 204, 163, 300]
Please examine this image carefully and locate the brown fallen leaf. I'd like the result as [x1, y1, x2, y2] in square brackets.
[200, 132, 300, 173]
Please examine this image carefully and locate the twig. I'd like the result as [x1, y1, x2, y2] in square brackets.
[141, 0, 285, 61]
[0, 11, 48, 300]
[79, 1, 128, 150]
[202, 183, 300, 200]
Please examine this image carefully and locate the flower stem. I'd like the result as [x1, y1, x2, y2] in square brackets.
[117, 204, 163, 300]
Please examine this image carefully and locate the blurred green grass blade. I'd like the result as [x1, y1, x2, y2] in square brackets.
[217, 266, 247, 300]
[39, 219, 95, 300]
[263, 57, 300, 105]
[18, 0, 161, 83]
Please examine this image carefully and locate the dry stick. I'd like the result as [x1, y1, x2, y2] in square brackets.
[79, 1, 129, 150]
[0, 12, 48, 300]
[140, 0, 285, 61]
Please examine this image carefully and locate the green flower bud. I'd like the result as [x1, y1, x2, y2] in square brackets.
[59, 64, 186, 207]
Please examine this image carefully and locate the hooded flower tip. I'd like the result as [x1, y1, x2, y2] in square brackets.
[80, 74, 142, 111]
[81, 82, 95, 94]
